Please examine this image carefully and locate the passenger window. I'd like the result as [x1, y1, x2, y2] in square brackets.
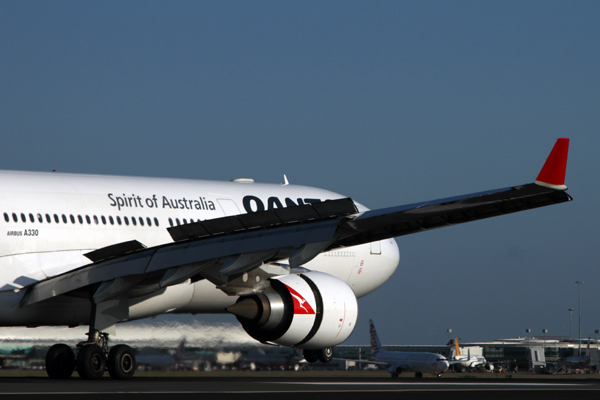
[154, 217, 159, 227]
[101, 216, 106, 225]
[54, 214, 60, 223]
[93, 215, 99, 225]
[131, 217, 137, 226]
[12, 213, 17, 222]
[139, 217, 144, 226]
[86, 215, 91, 224]
[3, 213, 8, 222]
[176, 218, 181, 226]
[37, 213, 43, 223]
[146, 217, 152, 226]
[116, 216, 122, 225]
[124, 216, 129, 226]
[46, 214, 51, 223]
[29, 213, 35, 223]
[108, 216, 114, 225]
[70, 215, 75, 224]
[62, 215, 67, 224]
[168, 218, 173, 227]
[183, 218, 188, 225]
[21, 213, 26, 223]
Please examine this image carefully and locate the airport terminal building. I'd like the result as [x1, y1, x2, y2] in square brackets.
[334, 336, 599, 373]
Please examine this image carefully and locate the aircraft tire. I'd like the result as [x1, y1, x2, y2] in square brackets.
[46, 343, 75, 379]
[415, 372, 423, 378]
[77, 344, 106, 380]
[107, 345, 136, 380]
[317, 347, 333, 363]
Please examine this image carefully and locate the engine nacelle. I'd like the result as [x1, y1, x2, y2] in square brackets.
[389, 365, 403, 375]
[227, 271, 358, 349]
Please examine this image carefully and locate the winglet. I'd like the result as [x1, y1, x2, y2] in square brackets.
[535, 138, 569, 190]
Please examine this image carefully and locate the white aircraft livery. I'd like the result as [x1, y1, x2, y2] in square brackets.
[0, 139, 570, 380]
[447, 338, 493, 372]
[368, 319, 449, 377]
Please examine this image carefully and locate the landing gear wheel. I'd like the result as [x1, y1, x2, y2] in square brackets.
[317, 347, 333, 363]
[46, 344, 75, 379]
[77, 344, 105, 380]
[303, 349, 318, 363]
[415, 371, 423, 378]
[107, 345, 136, 380]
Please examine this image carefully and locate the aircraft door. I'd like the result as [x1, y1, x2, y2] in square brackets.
[218, 199, 241, 217]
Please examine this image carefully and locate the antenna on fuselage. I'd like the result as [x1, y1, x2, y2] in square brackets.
[282, 174, 289, 186]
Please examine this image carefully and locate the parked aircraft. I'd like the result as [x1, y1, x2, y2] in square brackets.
[564, 338, 593, 372]
[136, 338, 212, 371]
[363, 319, 449, 378]
[136, 338, 186, 370]
[447, 338, 493, 372]
[0, 139, 569, 380]
[238, 348, 304, 371]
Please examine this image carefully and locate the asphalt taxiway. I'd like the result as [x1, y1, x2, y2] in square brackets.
[1, 374, 600, 400]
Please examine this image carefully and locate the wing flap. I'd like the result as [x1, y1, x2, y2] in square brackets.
[21, 216, 344, 306]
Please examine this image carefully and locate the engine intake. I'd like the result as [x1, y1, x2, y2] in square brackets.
[227, 271, 358, 349]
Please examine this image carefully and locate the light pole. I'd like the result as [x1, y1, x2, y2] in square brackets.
[542, 329, 547, 350]
[576, 281, 584, 356]
[447, 328, 452, 343]
[568, 308, 574, 339]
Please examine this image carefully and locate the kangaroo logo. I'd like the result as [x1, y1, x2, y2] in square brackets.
[284, 284, 315, 315]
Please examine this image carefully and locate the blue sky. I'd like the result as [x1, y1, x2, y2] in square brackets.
[1, 1, 599, 346]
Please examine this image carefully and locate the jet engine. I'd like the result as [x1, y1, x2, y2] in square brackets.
[227, 271, 358, 349]
[389, 365, 403, 376]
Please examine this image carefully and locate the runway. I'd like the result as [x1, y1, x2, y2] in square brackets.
[0, 374, 599, 400]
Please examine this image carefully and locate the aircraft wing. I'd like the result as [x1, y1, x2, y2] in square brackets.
[21, 139, 571, 307]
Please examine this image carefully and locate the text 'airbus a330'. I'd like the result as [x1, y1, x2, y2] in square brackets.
[0, 139, 571, 379]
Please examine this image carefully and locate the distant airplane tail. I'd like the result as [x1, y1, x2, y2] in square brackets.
[369, 319, 382, 356]
[174, 337, 186, 363]
[586, 337, 591, 356]
[447, 337, 461, 359]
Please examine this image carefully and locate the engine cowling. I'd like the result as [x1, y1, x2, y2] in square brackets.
[227, 271, 358, 349]
[389, 365, 403, 375]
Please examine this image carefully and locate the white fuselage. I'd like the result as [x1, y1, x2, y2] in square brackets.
[375, 349, 449, 374]
[452, 355, 488, 369]
[0, 170, 399, 328]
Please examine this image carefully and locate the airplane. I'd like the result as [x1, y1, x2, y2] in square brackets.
[447, 338, 493, 372]
[0, 138, 569, 380]
[362, 319, 449, 378]
[135, 338, 187, 370]
[564, 338, 593, 373]
[238, 347, 304, 371]
[135, 338, 213, 371]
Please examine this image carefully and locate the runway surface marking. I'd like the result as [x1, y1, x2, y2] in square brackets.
[273, 382, 582, 386]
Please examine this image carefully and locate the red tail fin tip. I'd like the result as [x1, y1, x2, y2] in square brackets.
[535, 138, 569, 190]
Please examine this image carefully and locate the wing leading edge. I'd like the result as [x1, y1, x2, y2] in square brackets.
[20, 139, 571, 306]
